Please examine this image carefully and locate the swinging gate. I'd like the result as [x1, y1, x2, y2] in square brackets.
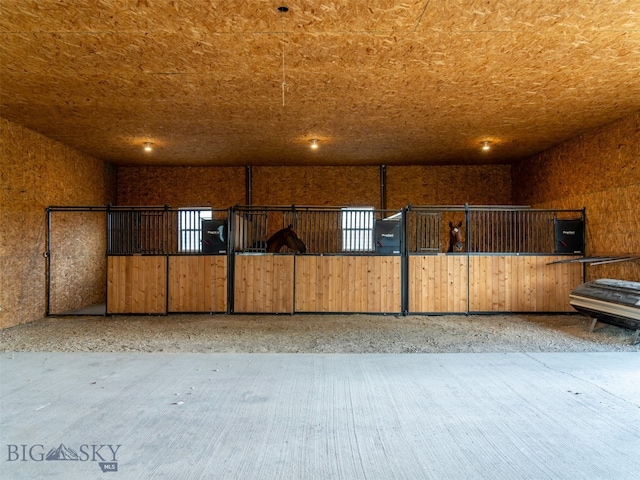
[47, 205, 585, 315]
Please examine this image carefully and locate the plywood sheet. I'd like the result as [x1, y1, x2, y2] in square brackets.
[2, 2, 638, 167]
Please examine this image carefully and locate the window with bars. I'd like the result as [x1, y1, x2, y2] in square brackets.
[179, 208, 212, 252]
[341, 207, 374, 252]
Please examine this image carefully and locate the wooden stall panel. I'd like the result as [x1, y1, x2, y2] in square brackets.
[408, 255, 468, 313]
[168, 256, 227, 313]
[295, 256, 401, 313]
[107, 256, 167, 314]
[234, 255, 294, 313]
[469, 255, 583, 312]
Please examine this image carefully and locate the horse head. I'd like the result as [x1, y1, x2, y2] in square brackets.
[266, 225, 306, 253]
[283, 225, 307, 253]
[448, 221, 464, 252]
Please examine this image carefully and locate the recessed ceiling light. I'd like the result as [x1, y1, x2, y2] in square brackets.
[310, 139, 319, 149]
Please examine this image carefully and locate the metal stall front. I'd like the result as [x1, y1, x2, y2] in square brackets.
[230, 206, 403, 314]
[405, 205, 585, 314]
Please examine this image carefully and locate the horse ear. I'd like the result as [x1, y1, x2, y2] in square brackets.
[288, 224, 293, 229]
[457, 221, 462, 227]
[449, 221, 454, 228]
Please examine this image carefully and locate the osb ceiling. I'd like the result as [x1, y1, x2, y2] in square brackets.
[1, 1, 639, 167]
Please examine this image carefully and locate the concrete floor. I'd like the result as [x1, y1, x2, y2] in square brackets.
[1, 352, 639, 479]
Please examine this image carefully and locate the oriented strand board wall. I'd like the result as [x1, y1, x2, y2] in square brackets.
[117, 166, 246, 207]
[387, 165, 512, 209]
[513, 112, 640, 281]
[48, 211, 107, 315]
[0, 118, 115, 329]
[116, 164, 512, 210]
[251, 166, 381, 207]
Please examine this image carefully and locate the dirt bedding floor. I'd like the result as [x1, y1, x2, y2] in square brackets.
[1, 314, 639, 353]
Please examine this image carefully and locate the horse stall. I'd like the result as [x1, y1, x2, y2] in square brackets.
[230, 206, 403, 314]
[105, 207, 228, 314]
[47, 204, 585, 316]
[405, 206, 586, 314]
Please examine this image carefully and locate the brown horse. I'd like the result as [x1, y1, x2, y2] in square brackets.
[266, 225, 306, 253]
[448, 221, 464, 252]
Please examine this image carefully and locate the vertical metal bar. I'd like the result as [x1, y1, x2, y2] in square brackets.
[536, 211, 541, 253]
[161, 209, 165, 254]
[465, 205, 470, 254]
[466, 210, 470, 252]
[141, 211, 146, 253]
[500, 211, 504, 253]
[401, 208, 408, 314]
[246, 166, 252, 206]
[495, 210, 499, 252]
[110, 212, 122, 255]
[509, 210, 513, 253]
[524, 210, 527, 253]
[480, 210, 484, 252]
[228, 208, 235, 313]
[496, 210, 500, 253]
[494, 210, 499, 252]
[502, 210, 506, 253]
[380, 165, 387, 210]
[120, 212, 124, 253]
[122, 212, 126, 253]
[45, 208, 52, 316]
[153, 211, 157, 253]
[104, 209, 110, 315]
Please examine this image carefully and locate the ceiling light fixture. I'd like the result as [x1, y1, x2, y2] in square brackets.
[144, 142, 153, 152]
[482, 141, 490, 151]
[310, 139, 319, 149]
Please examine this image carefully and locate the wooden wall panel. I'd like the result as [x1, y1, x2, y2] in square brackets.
[387, 165, 512, 210]
[234, 255, 294, 313]
[107, 256, 167, 314]
[468, 255, 583, 312]
[295, 256, 401, 313]
[168, 256, 227, 313]
[1, 119, 115, 328]
[251, 166, 380, 207]
[408, 255, 468, 313]
[117, 166, 246, 207]
[48, 210, 107, 315]
[513, 112, 640, 282]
